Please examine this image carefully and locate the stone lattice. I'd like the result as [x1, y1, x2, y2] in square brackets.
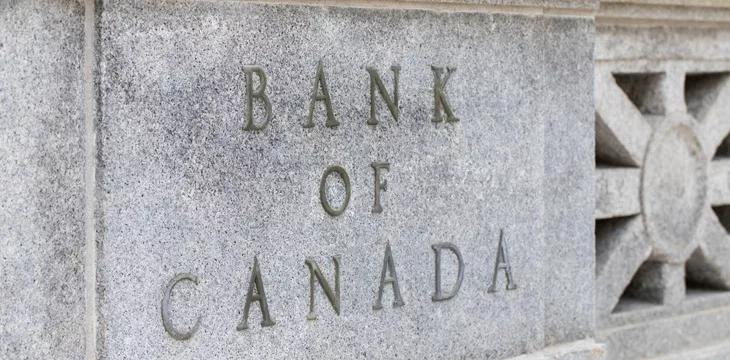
[594, 61, 730, 319]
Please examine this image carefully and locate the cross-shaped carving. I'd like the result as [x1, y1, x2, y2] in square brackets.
[594, 64, 730, 320]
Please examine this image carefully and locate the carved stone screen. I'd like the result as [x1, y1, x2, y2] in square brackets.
[93, 2, 594, 359]
[594, 5, 730, 358]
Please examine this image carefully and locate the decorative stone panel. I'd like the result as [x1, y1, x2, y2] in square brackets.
[595, 1, 730, 358]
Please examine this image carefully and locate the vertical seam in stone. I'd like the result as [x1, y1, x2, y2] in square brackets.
[83, 0, 98, 358]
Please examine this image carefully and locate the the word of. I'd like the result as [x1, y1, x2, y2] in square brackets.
[319, 162, 390, 216]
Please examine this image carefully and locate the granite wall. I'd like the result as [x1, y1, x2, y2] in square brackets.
[0, 1, 86, 359]
[3, 0, 729, 359]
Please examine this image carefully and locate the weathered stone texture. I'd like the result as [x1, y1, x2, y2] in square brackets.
[599, 300, 730, 359]
[0, 1, 86, 359]
[540, 18, 595, 346]
[594, 2, 730, 357]
[96, 2, 594, 358]
[595, 167, 640, 220]
[513, 340, 604, 360]
[596, 25, 730, 61]
[403, 0, 597, 10]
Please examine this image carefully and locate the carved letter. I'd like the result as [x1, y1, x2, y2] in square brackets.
[366, 66, 400, 125]
[431, 66, 459, 123]
[304, 60, 339, 128]
[431, 242, 465, 301]
[373, 242, 405, 310]
[488, 230, 518, 293]
[161, 273, 202, 341]
[371, 162, 390, 214]
[319, 165, 351, 216]
[237, 256, 276, 330]
[305, 256, 341, 320]
[242, 65, 272, 131]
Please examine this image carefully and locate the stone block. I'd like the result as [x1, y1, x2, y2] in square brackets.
[595, 216, 651, 317]
[93, 1, 594, 358]
[595, 167, 641, 220]
[540, 19, 595, 345]
[511, 340, 605, 360]
[599, 292, 730, 359]
[625, 261, 685, 306]
[652, 341, 730, 360]
[596, 26, 730, 62]
[0, 1, 86, 359]
[595, 4, 730, 358]
[402, 0, 597, 10]
[593, 58, 730, 320]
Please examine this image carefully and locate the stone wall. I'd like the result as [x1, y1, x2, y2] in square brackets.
[1, 0, 729, 359]
[0, 1, 86, 358]
[595, 1, 730, 358]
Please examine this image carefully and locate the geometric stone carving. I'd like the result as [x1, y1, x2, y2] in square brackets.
[595, 64, 730, 317]
[595, 167, 641, 220]
[596, 216, 652, 316]
[641, 116, 706, 262]
[595, 71, 654, 167]
[625, 261, 685, 306]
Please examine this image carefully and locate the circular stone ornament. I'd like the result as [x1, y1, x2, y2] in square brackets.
[641, 115, 708, 262]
